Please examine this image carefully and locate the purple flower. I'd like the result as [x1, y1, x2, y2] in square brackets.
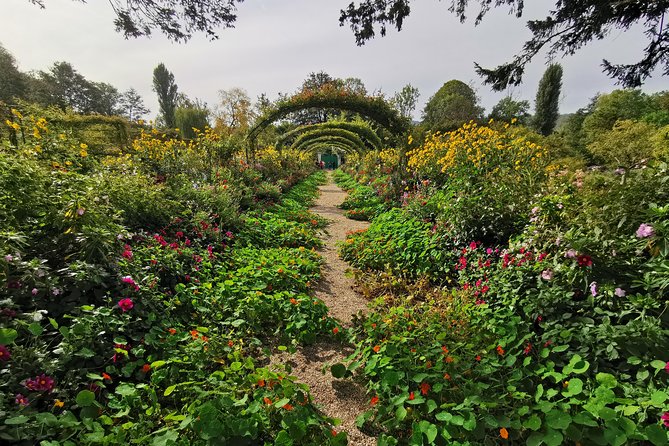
[51, 288, 61, 296]
[541, 269, 554, 281]
[31, 288, 38, 296]
[565, 249, 577, 259]
[77, 208, 85, 216]
[118, 298, 134, 312]
[590, 282, 598, 297]
[4, 254, 13, 262]
[24, 374, 55, 392]
[15, 394, 29, 406]
[0, 345, 10, 361]
[614, 168, 626, 175]
[614, 288, 626, 297]
[531, 207, 540, 215]
[636, 223, 655, 238]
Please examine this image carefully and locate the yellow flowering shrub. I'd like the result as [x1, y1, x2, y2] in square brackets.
[408, 120, 548, 182]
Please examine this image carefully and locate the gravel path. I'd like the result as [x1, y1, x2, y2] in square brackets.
[272, 172, 374, 445]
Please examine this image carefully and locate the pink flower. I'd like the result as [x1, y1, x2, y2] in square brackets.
[15, 394, 29, 406]
[541, 269, 553, 280]
[590, 282, 598, 296]
[614, 288, 626, 297]
[486, 248, 493, 255]
[31, 288, 38, 296]
[469, 241, 477, 250]
[121, 276, 139, 291]
[636, 223, 655, 238]
[77, 208, 85, 216]
[4, 254, 13, 262]
[662, 412, 669, 428]
[0, 344, 10, 361]
[565, 249, 577, 259]
[577, 255, 593, 267]
[225, 231, 233, 239]
[118, 298, 134, 312]
[122, 249, 133, 260]
[175, 231, 184, 238]
[665, 362, 669, 373]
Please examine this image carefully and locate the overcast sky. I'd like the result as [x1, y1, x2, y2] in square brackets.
[2, 0, 666, 121]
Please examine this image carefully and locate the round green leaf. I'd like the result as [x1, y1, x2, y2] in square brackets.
[75, 390, 96, 407]
[0, 328, 18, 344]
[331, 363, 346, 379]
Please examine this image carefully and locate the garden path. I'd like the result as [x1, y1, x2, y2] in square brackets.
[271, 172, 374, 445]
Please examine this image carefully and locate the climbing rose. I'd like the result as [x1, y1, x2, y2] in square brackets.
[118, 298, 134, 312]
[636, 223, 655, 238]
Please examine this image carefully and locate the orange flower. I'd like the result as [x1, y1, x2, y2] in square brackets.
[142, 364, 151, 373]
[426, 361, 432, 369]
[371, 323, 377, 328]
[168, 328, 177, 335]
[282, 403, 293, 410]
[496, 345, 505, 356]
[228, 340, 234, 347]
[445, 356, 454, 363]
[201, 336, 209, 343]
[332, 327, 339, 334]
[190, 330, 199, 339]
[475, 355, 482, 361]
[331, 429, 338, 437]
[408, 391, 415, 401]
[443, 373, 451, 380]
[257, 379, 265, 387]
[102, 372, 112, 381]
[53, 399, 65, 408]
[277, 268, 284, 274]
[290, 298, 298, 305]
[500, 428, 509, 439]
[420, 382, 431, 396]
[263, 397, 272, 405]
[370, 396, 379, 406]
[373, 345, 381, 353]
[441, 346, 449, 354]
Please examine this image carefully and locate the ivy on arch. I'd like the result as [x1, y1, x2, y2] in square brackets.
[246, 86, 410, 158]
[294, 135, 364, 154]
[277, 120, 383, 151]
[302, 140, 360, 155]
[290, 128, 366, 153]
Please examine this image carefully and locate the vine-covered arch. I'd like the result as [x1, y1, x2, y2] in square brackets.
[294, 135, 363, 154]
[303, 141, 359, 155]
[247, 87, 410, 153]
[290, 128, 366, 153]
[277, 121, 383, 151]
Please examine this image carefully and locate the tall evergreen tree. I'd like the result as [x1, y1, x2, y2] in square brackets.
[119, 88, 150, 121]
[532, 64, 563, 136]
[152, 63, 178, 128]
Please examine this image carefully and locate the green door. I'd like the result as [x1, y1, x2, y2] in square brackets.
[321, 154, 338, 169]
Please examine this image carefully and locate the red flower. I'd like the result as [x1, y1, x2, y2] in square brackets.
[0, 345, 11, 361]
[282, 403, 294, 410]
[118, 298, 134, 312]
[102, 372, 112, 381]
[420, 382, 431, 395]
[496, 345, 505, 356]
[168, 328, 177, 335]
[257, 379, 265, 387]
[370, 396, 379, 406]
[577, 255, 593, 267]
[373, 345, 381, 353]
[290, 298, 298, 305]
[475, 355, 482, 361]
[263, 397, 272, 405]
[408, 391, 415, 400]
[142, 364, 151, 373]
[332, 327, 339, 334]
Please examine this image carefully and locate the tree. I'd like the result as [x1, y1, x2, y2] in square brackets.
[89, 82, 121, 115]
[0, 43, 26, 103]
[153, 63, 178, 129]
[31, 61, 96, 112]
[488, 96, 530, 124]
[587, 119, 659, 168]
[175, 98, 210, 139]
[340, 77, 368, 96]
[422, 80, 483, 131]
[391, 84, 420, 120]
[214, 87, 255, 135]
[29, 0, 243, 42]
[339, 0, 669, 90]
[532, 64, 563, 136]
[119, 88, 150, 121]
[582, 89, 654, 140]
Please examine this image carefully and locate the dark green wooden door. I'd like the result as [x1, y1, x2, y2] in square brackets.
[321, 154, 338, 169]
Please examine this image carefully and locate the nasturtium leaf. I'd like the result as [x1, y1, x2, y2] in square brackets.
[28, 323, 43, 336]
[75, 390, 96, 407]
[0, 328, 18, 344]
[545, 409, 571, 430]
[331, 363, 347, 378]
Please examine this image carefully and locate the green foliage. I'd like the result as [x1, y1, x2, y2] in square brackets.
[422, 80, 484, 132]
[175, 104, 210, 139]
[153, 63, 179, 129]
[587, 119, 662, 168]
[583, 89, 654, 142]
[488, 95, 530, 124]
[532, 64, 563, 136]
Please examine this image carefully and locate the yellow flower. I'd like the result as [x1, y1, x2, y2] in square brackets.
[80, 150, 88, 158]
[54, 399, 64, 408]
[11, 109, 23, 119]
[80, 143, 88, 150]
